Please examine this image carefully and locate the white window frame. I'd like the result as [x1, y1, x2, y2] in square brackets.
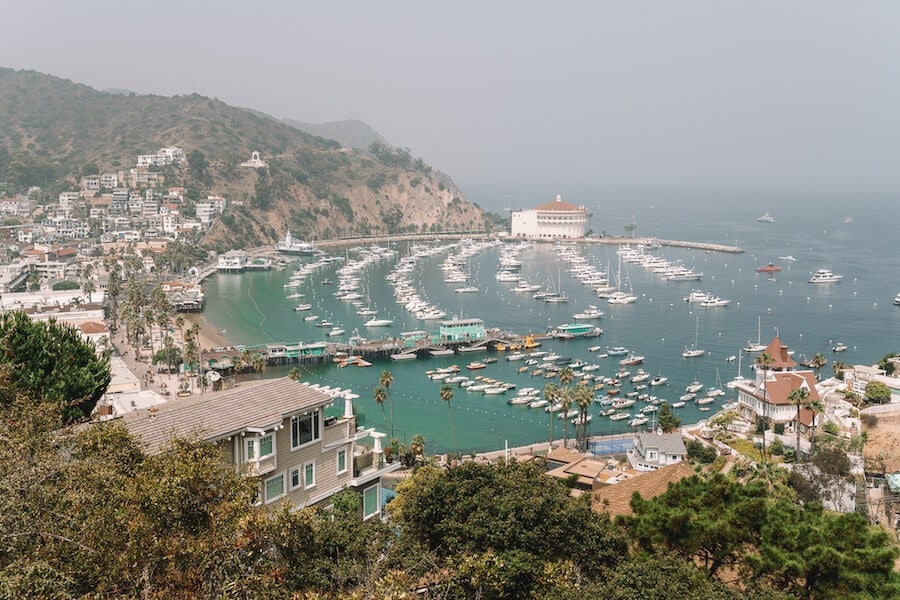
[289, 467, 301, 491]
[363, 484, 379, 520]
[291, 409, 321, 449]
[258, 433, 274, 458]
[264, 473, 285, 504]
[303, 460, 316, 489]
[336, 448, 347, 475]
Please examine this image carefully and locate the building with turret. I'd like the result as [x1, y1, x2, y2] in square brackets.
[510, 195, 588, 239]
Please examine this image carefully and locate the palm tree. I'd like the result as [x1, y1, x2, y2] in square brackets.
[440, 384, 457, 456]
[788, 386, 810, 461]
[804, 398, 825, 455]
[288, 366, 302, 381]
[251, 353, 266, 380]
[810, 353, 827, 379]
[373, 386, 388, 434]
[379, 370, 395, 438]
[572, 381, 594, 452]
[754, 351, 774, 462]
[543, 382, 560, 449]
[557, 367, 575, 448]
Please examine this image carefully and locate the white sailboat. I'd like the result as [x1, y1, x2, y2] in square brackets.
[682, 316, 705, 358]
[607, 251, 638, 304]
[742, 316, 766, 352]
[726, 351, 748, 389]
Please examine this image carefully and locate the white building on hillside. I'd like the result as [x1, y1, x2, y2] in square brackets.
[240, 150, 268, 168]
[510, 195, 588, 239]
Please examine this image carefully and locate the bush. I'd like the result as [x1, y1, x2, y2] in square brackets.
[686, 440, 717, 464]
[769, 438, 784, 456]
[823, 421, 840, 436]
[774, 423, 785, 435]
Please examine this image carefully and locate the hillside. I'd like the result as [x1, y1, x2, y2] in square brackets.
[282, 118, 387, 152]
[0, 67, 491, 250]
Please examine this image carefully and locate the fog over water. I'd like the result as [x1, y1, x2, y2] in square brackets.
[2, 2, 899, 206]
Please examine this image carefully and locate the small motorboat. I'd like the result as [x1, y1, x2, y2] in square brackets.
[832, 342, 848, 353]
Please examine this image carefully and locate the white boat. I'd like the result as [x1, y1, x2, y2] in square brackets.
[391, 351, 418, 360]
[571, 414, 593, 425]
[649, 376, 668, 386]
[700, 297, 731, 308]
[757, 212, 775, 223]
[430, 348, 455, 357]
[607, 346, 629, 356]
[832, 342, 848, 353]
[671, 401, 686, 409]
[696, 397, 715, 405]
[683, 289, 713, 303]
[894, 293, 900, 306]
[619, 354, 644, 366]
[685, 380, 704, 393]
[528, 399, 549, 409]
[630, 369, 650, 383]
[607, 291, 638, 304]
[294, 303, 312, 312]
[682, 317, 704, 358]
[304, 315, 319, 322]
[327, 327, 345, 337]
[573, 305, 605, 320]
[364, 317, 394, 327]
[742, 316, 766, 352]
[808, 268, 843, 283]
[356, 307, 377, 316]
[844, 216, 854, 224]
[628, 416, 649, 427]
[454, 286, 479, 294]
[779, 255, 797, 262]
[609, 411, 631, 421]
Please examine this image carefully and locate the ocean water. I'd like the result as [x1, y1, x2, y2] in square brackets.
[199, 192, 900, 454]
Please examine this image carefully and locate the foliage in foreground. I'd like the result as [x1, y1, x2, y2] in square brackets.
[0, 310, 110, 422]
[0, 377, 898, 598]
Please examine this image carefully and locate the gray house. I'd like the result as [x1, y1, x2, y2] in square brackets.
[628, 431, 688, 471]
[121, 377, 399, 520]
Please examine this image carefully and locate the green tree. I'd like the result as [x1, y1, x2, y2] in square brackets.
[746, 500, 900, 599]
[288, 366, 302, 381]
[788, 386, 810, 459]
[388, 461, 628, 597]
[809, 352, 827, 378]
[558, 366, 574, 448]
[440, 384, 457, 455]
[623, 473, 768, 579]
[657, 402, 681, 433]
[543, 381, 561, 448]
[572, 380, 594, 452]
[0, 311, 110, 423]
[379, 369, 394, 437]
[865, 380, 891, 404]
[754, 351, 775, 461]
[373, 385, 388, 434]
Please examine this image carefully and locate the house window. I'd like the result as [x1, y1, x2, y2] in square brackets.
[264, 474, 284, 503]
[304, 461, 316, 489]
[363, 485, 379, 520]
[259, 434, 274, 457]
[289, 467, 301, 490]
[246, 433, 275, 462]
[336, 448, 347, 474]
[291, 410, 321, 449]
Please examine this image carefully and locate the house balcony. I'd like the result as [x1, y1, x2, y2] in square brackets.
[323, 415, 353, 447]
[350, 447, 402, 487]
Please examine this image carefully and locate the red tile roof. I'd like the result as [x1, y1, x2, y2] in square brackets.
[761, 336, 797, 369]
[534, 195, 585, 212]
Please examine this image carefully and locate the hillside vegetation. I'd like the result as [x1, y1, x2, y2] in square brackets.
[0, 67, 490, 250]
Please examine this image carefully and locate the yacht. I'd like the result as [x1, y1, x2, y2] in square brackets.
[454, 286, 479, 294]
[778, 255, 797, 262]
[757, 212, 775, 223]
[573, 305, 605, 320]
[364, 317, 394, 327]
[808, 268, 843, 283]
[682, 346, 705, 358]
[607, 291, 638, 304]
[844, 216, 854, 224]
[832, 342, 848, 353]
[700, 296, 731, 308]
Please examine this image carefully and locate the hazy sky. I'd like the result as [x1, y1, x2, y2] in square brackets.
[3, 2, 899, 199]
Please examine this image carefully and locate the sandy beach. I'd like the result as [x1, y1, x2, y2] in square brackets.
[180, 312, 232, 352]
